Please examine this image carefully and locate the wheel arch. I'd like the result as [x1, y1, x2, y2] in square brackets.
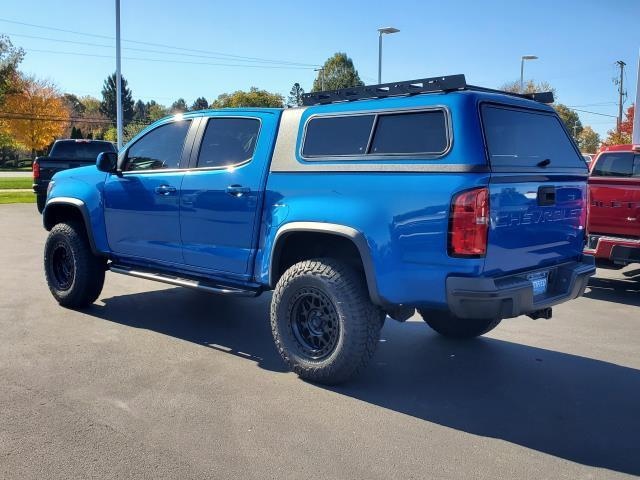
[43, 197, 100, 256]
[268, 222, 383, 305]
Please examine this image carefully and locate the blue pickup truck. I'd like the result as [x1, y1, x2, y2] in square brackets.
[42, 75, 595, 384]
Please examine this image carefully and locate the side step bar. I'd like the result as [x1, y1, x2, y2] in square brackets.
[109, 264, 260, 297]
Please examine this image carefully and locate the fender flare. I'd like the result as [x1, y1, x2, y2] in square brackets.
[269, 221, 383, 305]
[43, 197, 100, 256]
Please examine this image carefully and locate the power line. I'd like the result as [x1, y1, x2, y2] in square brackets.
[571, 108, 618, 118]
[0, 17, 318, 67]
[23, 48, 317, 70]
[6, 32, 317, 67]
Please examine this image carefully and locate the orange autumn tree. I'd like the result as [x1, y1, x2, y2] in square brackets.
[3, 76, 69, 157]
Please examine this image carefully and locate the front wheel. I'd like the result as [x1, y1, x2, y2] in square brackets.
[44, 221, 106, 308]
[271, 258, 385, 384]
[418, 309, 501, 339]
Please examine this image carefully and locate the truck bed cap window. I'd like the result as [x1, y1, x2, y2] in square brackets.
[482, 105, 585, 170]
[302, 109, 448, 159]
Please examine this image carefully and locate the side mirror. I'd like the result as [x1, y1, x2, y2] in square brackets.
[96, 151, 118, 174]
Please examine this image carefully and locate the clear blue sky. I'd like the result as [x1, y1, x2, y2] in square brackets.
[1, 0, 638, 137]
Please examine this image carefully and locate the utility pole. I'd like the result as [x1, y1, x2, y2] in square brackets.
[633, 50, 640, 145]
[314, 68, 325, 90]
[115, 0, 123, 150]
[615, 60, 626, 133]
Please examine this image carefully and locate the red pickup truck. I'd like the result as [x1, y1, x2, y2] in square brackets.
[585, 144, 640, 266]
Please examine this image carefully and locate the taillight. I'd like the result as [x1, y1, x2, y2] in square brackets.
[448, 187, 489, 257]
[32, 162, 39, 180]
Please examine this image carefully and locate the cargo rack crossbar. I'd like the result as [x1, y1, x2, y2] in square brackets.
[300, 74, 554, 106]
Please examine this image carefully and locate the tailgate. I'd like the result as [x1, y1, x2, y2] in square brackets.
[481, 103, 588, 276]
[485, 176, 586, 274]
[38, 159, 94, 181]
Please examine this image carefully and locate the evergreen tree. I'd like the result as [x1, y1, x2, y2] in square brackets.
[170, 98, 188, 113]
[287, 83, 305, 107]
[99, 73, 134, 123]
[311, 53, 364, 92]
[191, 97, 209, 110]
[133, 99, 147, 122]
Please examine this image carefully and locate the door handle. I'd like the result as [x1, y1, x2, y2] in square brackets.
[226, 184, 250, 197]
[154, 184, 177, 195]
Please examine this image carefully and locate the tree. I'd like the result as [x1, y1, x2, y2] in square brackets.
[99, 73, 134, 123]
[500, 79, 556, 96]
[210, 87, 284, 108]
[145, 100, 168, 121]
[133, 99, 147, 122]
[77, 95, 109, 139]
[191, 97, 209, 110]
[287, 82, 305, 107]
[63, 93, 85, 117]
[70, 126, 84, 139]
[577, 126, 600, 153]
[604, 104, 634, 145]
[170, 98, 188, 113]
[0, 35, 24, 107]
[554, 104, 582, 141]
[312, 53, 364, 92]
[2, 76, 69, 157]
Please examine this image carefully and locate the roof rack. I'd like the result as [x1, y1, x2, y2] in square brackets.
[301, 74, 554, 106]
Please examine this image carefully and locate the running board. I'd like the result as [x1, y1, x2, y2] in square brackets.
[109, 264, 259, 297]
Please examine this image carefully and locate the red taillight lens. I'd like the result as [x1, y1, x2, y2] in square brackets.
[448, 187, 489, 257]
[32, 162, 39, 180]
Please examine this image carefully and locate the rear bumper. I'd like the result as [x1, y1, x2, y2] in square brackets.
[585, 235, 640, 265]
[446, 255, 595, 320]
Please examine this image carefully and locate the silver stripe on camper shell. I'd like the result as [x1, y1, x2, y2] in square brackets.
[269, 106, 488, 173]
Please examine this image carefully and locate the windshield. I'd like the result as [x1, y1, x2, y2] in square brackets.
[482, 104, 586, 170]
[50, 141, 116, 160]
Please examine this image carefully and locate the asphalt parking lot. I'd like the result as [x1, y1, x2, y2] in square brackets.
[1, 203, 639, 479]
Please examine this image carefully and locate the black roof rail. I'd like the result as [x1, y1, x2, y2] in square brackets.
[301, 74, 467, 106]
[301, 74, 554, 106]
[465, 85, 554, 104]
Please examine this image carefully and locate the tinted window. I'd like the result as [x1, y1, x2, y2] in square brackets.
[125, 121, 191, 171]
[302, 115, 374, 157]
[591, 152, 640, 177]
[197, 118, 260, 168]
[50, 141, 116, 160]
[482, 105, 585, 170]
[370, 111, 447, 154]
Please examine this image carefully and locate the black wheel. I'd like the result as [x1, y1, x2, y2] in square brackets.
[418, 309, 501, 339]
[271, 258, 385, 384]
[44, 222, 106, 308]
[36, 194, 46, 214]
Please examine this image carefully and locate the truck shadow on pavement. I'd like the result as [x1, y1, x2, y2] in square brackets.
[93, 287, 640, 477]
[584, 271, 640, 307]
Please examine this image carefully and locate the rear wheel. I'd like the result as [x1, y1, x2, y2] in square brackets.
[418, 309, 501, 339]
[271, 258, 385, 384]
[44, 222, 105, 308]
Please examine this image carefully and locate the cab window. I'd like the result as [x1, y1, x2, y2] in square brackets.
[125, 120, 191, 171]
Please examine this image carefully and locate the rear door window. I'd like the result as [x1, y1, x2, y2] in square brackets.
[591, 152, 640, 177]
[196, 118, 260, 168]
[482, 105, 585, 170]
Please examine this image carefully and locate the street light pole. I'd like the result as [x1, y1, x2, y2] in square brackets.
[377, 27, 400, 84]
[115, 0, 123, 150]
[520, 55, 538, 93]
